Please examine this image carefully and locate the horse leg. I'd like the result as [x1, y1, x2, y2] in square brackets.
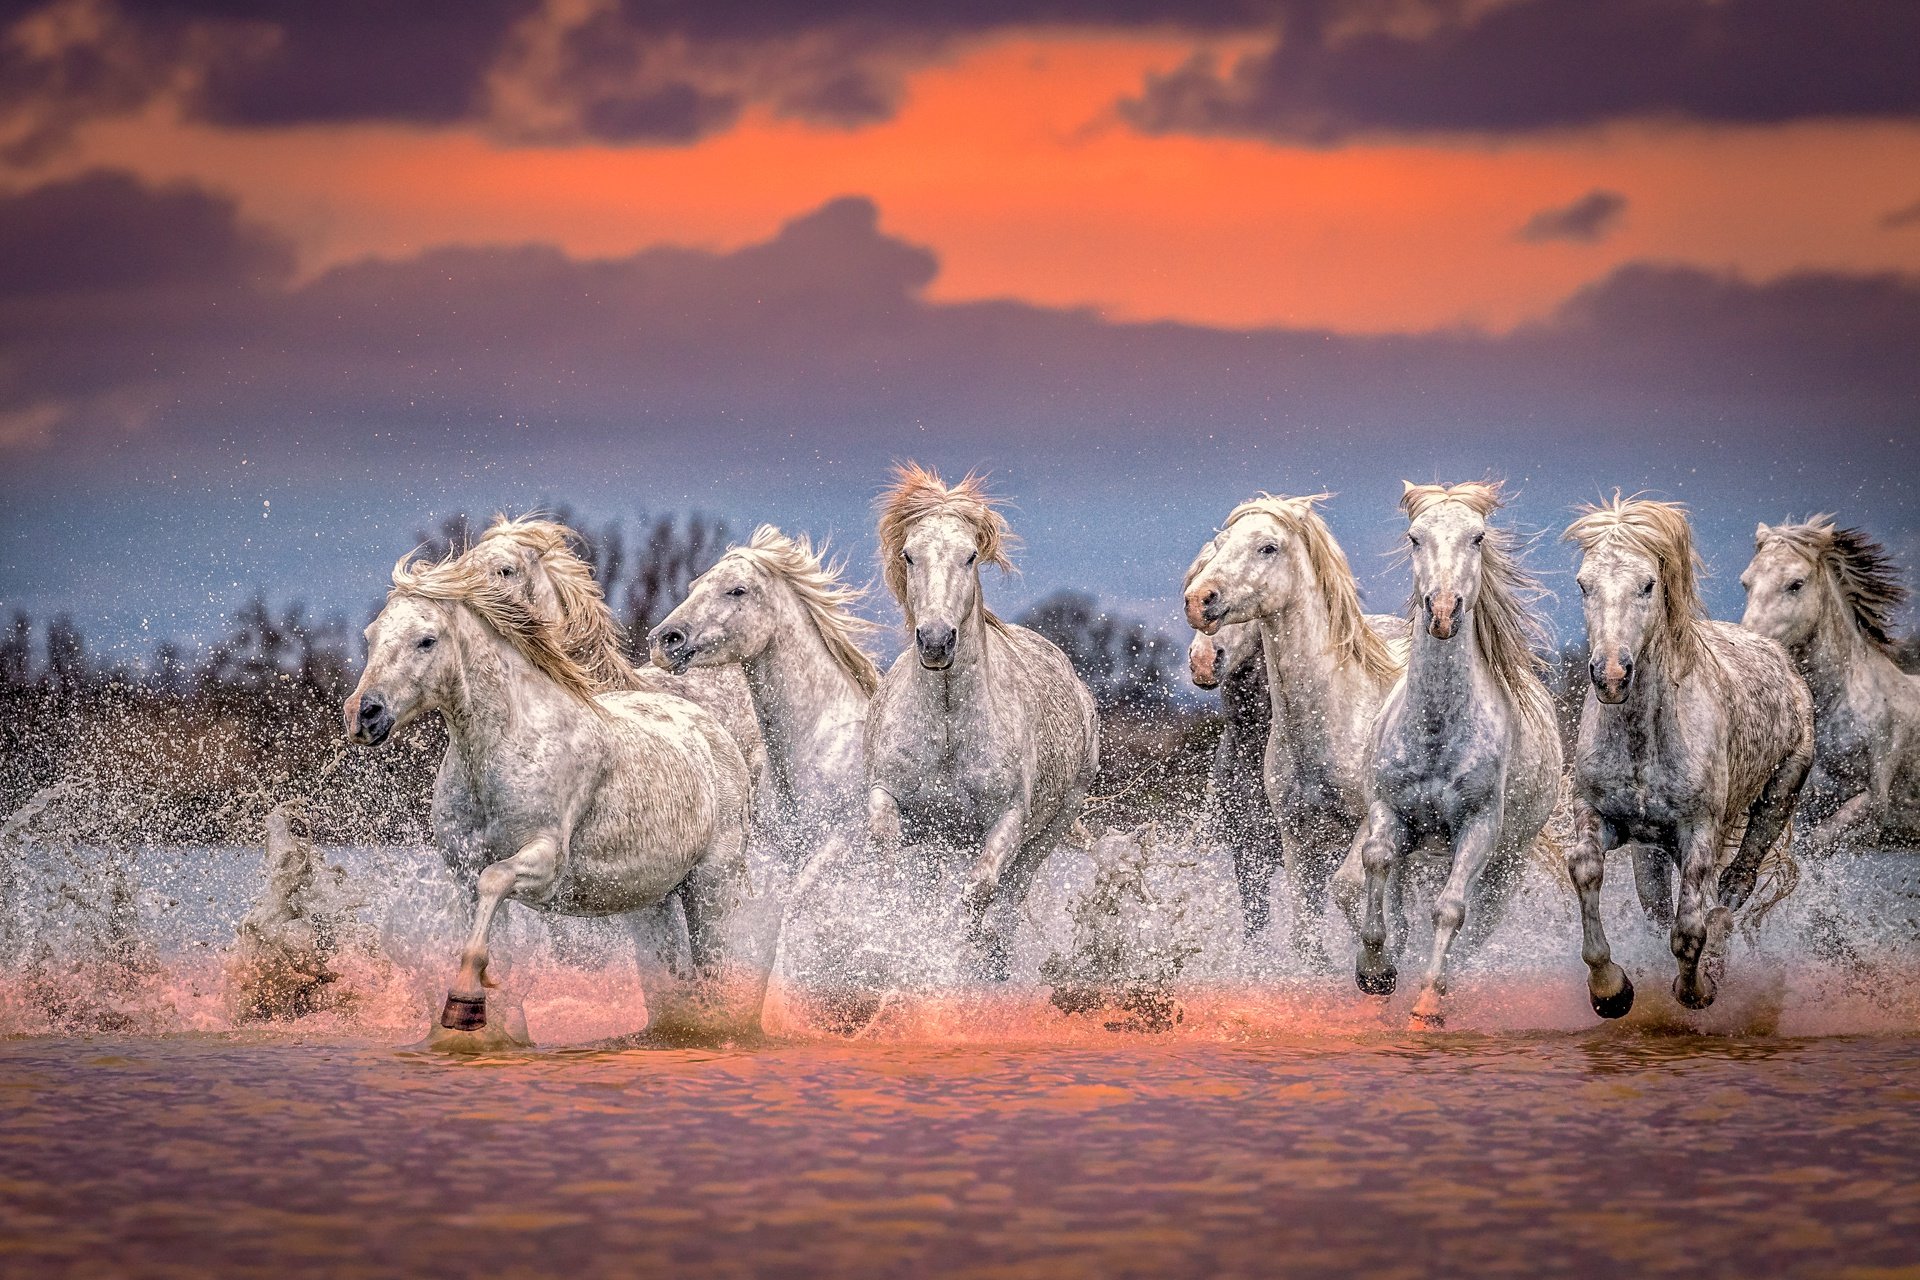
[1670, 819, 1729, 1010]
[1800, 791, 1874, 859]
[1354, 803, 1406, 997]
[625, 900, 693, 1030]
[442, 835, 559, 1031]
[1408, 813, 1500, 1029]
[1330, 828, 1366, 936]
[1719, 748, 1814, 911]
[1286, 841, 1337, 972]
[1568, 808, 1633, 1019]
[1628, 843, 1674, 931]
[1230, 816, 1282, 940]
[964, 808, 1029, 982]
[678, 816, 761, 1033]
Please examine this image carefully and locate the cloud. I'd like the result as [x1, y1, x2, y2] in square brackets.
[1882, 200, 1920, 230]
[2, 169, 1915, 484]
[1516, 190, 1627, 244]
[1122, 0, 1920, 143]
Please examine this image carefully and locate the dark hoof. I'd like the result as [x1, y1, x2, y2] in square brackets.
[1356, 965, 1397, 997]
[1591, 974, 1635, 1020]
[440, 992, 488, 1031]
[1671, 976, 1715, 1011]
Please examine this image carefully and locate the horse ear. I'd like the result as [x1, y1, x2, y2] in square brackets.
[1754, 521, 1771, 545]
[1401, 480, 1418, 495]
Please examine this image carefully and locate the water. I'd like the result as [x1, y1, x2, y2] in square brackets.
[2, 824, 1918, 1276]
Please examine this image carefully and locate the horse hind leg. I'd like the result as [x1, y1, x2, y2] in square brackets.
[1568, 811, 1633, 1019]
[1718, 749, 1814, 913]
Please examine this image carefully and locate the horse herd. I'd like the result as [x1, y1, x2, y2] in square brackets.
[339, 465, 1920, 1044]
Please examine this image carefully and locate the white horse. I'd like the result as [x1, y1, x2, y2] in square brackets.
[1184, 538, 1283, 938]
[865, 464, 1100, 980]
[1564, 497, 1813, 1015]
[1742, 517, 1920, 852]
[1183, 493, 1408, 965]
[343, 551, 760, 1043]
[462, 515, 770, 801]
[1351, 482, 1563, 1026]
[651, 524, 881, 873]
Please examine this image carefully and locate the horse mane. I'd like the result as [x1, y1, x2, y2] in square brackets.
[1758, 515, 1909, 651]
[1223, 492, 1400, 686]
[875, 462, 1016, 633]
[1564, 493, 1707, 676]
[724, 524, 884, 695]
[389, 550, 603, 707]
[1401, 480, 1555, 728]
[472, 514, 639, 691]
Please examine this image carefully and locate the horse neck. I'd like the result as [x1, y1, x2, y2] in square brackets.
[1403, 606, 1484, 721]
[1795, 582, 1876, 713]
[1257, 578, 1373, 732]
[439, 613, 578, 767]
[742, 585, 867, 772]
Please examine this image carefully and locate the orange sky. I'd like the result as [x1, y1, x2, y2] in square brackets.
[43, 33, 1920, 333]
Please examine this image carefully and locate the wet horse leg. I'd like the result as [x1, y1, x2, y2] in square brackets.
[1719, 748, 1814, 911]
[964, 808, 1031, 982]
[677, 819, 761, 1032]
[1670, 818, 1728, 1009]
[1409, 811, 1501, 1029]
[1628, 843, 1674, 931]
[442, 834, 560, 1031]
[1568, 808, 1634, 1018]
[1354, 802, 1407, 996]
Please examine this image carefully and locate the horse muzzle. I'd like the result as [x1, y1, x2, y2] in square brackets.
[1189, 642, 1223, 689]
[1425, 590, 1461, 641]
[1184, 589, 1224, 634]
[916, 622, 957, 670]
[348, 694, 394, 747]
[1589, 649, 1634, 704]
[651, 626, 694, 675]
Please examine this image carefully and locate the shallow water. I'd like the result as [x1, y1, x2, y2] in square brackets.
[2, 833, 1918, 1275]
[3, 1026, 1918, 1277]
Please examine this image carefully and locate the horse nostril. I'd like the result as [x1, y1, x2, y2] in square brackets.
[657, 628, 685, 651]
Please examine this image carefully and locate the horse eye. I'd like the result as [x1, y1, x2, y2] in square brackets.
[1406, 536, 1419, 549]
[726, 586, 747, 598]
[1472, 532, 1485, 546]
[498, 565, 515, 577]
[1639, 580, 1655, 597]
[1786, 579, 1805, 594]
[1576, 579, 1590, 596]
[966, 551, 977, 566]
[901, 551, 914, 566]
[417, 635, 437, 650]
[1260, 544, 1278, 556]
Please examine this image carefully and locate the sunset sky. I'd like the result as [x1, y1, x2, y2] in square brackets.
[2, 0, 1917, 649]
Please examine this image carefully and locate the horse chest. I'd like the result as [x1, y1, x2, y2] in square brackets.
[1375, 724, 1502, 827]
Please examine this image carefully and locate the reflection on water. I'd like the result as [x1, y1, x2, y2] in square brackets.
[2, 1030, 1918, 1277]
[0, 822, 1916, 1275]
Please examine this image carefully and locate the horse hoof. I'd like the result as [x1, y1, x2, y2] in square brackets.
[1590, 973, 1635, 1020]
[1356, 965, 1397, 997]
[440, 993, 488, 1031]
[1408, 1009, 1444, 1031]
[1670, 975, 1715, 1011]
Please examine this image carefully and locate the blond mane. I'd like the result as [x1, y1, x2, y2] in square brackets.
[1223, 492, 1400, 686]
[389, 550, 603, 707]
[723, 524, 883, 695]
[1564, 493, 1708, 675]
[1758, 515, 1910, 652]
[876, 463, 1016, 632]
[1401, 480, 1555, 729]
[473, 515, 639, 691]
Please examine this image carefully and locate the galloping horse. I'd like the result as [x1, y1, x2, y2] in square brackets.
[865, 465, 1099, 979]
[1564, 497, 1813, 1016]
[1183, 493, 1408, 966]
[1184, 537, 1283, 938]
[1351, 482, 1562, 1026]
[343, 552, 759, 1042]
[1742, 517, 1920, 852]
[462, 516, 769, 801]
[652, 524, 881, 873]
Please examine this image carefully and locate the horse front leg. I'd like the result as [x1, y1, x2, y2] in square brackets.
[1671, 819, 1731, 1010]
[1353, 803, 1406, 997]
[964, 808, 1027, 983]
[1569, 808, 1633, 1018]
[441, 834, 560, 1032]
[1408, 812, 1500, 1030]
[1628, 843, 1674, 931]
[1719, 747, 1814, 911]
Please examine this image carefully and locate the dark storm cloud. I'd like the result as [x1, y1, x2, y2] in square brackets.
[2, 169, 1915, 474]
[1122, 0, 1920, 142]
[11, 0, 1911, 158]
[1516, 190, 1627, 245]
